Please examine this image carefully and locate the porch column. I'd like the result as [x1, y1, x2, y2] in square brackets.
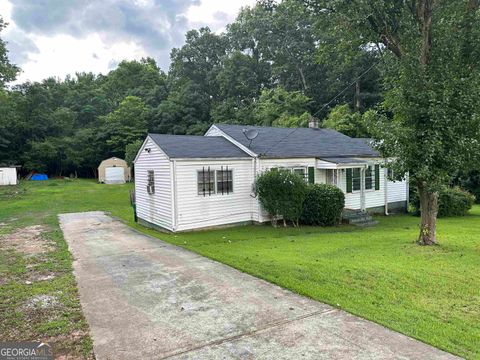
[360, 167, 366, 211]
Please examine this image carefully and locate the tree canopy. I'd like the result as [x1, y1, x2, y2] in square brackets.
[0, 2, 384, 176]
[308, 0, 480, 244]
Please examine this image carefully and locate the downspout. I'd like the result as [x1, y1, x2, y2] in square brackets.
[406, 172, 410, 211]
[384, 159, 389, 215]
[172, 159, 178, 231]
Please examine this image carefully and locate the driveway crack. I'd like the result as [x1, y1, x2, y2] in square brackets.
[161, 308, 338, 359]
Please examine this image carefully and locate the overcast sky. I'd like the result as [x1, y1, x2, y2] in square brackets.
[0, 0, 256, 83]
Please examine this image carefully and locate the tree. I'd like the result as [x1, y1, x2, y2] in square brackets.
[101, 96, 148, 157]
[152, 81, 211, 135]
[323, 104, 371, 138]
[125, 139, 143, 167]
[101, 58, 168, 108]
[255, 86, 312, 127]
[0, 17, 19, 88]
[309, 0, 480, 245]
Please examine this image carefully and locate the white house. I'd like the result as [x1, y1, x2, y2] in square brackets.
[133, 123, 408, 232]
[0, 166, 18, 186]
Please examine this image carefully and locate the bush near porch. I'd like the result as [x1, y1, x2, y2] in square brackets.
[300, 184, 345, 226]
[1, 180, 479, 359]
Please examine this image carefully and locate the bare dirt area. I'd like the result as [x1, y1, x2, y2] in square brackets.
[0, 223, 93, 359]
[0, 225, 53, 255]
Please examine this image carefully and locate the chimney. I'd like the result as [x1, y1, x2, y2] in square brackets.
[308, 116, 319, 128]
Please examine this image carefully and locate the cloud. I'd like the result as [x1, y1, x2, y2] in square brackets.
[10, 0, 199, 52]
[2, 27, 39, 65]
[1, 0, 256, 82]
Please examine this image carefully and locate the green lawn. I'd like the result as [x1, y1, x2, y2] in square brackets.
[1, 179, 479, 359]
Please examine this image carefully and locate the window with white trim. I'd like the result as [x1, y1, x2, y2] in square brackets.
[216, 169, 233, 194]
[292, 167, 308, 182]
[197, 167, 234, 196]
[197, 168, 215, 195]
[147, 170, 155, 194]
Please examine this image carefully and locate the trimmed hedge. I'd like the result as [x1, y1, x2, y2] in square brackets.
[255, 169, 308, 226]
[411, 187, 475, 217]
[300, 184, 345, 226]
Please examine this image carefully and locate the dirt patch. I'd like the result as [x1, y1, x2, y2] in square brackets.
[22, 295, 60, 312]
[0, 225, 53, 255]
[25, 273, 56, 284]
[43, 330, 94, 360]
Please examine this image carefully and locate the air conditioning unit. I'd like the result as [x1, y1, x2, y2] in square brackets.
[147, 185, 155, 194]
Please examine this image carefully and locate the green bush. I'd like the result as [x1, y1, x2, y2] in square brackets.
[300, 184, 345, 226]
[410, 186, 475, 217]
[255, 169, 308, 226]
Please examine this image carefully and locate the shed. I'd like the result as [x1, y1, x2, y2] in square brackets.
[0, 167, 18, 186]
[98, 157, 131, 184]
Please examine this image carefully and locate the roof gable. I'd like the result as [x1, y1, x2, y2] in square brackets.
[213, 124, 380, 158]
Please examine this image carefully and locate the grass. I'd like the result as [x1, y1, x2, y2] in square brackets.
[1, 179, 479, 359]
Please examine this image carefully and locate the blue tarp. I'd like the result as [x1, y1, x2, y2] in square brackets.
[31, 174, 48, 181]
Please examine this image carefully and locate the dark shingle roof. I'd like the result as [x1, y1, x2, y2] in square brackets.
[148, 134, 251, 159]
[214, 124, 379, 158]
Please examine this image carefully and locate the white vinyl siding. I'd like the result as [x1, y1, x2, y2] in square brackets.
[174, 159, 254, 231]
[387, 178, 409, 203]
[134, 137, 173, 230]
[339, 163, 386, 210]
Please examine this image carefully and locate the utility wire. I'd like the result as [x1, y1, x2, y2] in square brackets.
[260, 62, 378, 156]
[312, 62, 379, 118]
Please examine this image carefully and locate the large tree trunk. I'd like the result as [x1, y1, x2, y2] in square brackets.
[417, 181, 439, 245]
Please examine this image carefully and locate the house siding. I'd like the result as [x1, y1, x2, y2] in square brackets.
[174, 159, 255, 231]
[134, 138, 173, 231]
[387, 179, 408, 203]
[337, 162, 386, 210]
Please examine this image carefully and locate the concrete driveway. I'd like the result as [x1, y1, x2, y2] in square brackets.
[59, 212, 457, 360]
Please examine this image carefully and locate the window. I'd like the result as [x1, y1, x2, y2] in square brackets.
[365, 166, 373, 190]
[293, 168, 308, 182]
[292, 167, 315, 183]
[197, 168, 215, 195]
[216, 169, 233, 194]
[352, 168, 361, 191]
[387, 168, 394, 179]
[147, 170, 155, 194]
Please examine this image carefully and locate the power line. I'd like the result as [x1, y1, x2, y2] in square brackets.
[312, 62, 378, 118]
[260, 62, 378, 156]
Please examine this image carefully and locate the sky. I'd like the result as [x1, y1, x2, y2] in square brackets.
[0, 0, 256, 83]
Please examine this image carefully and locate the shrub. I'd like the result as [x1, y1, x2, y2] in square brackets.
[300, 184, 345, 226]
[410, 186, 475, 217]
[255, 169, 308, 227]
